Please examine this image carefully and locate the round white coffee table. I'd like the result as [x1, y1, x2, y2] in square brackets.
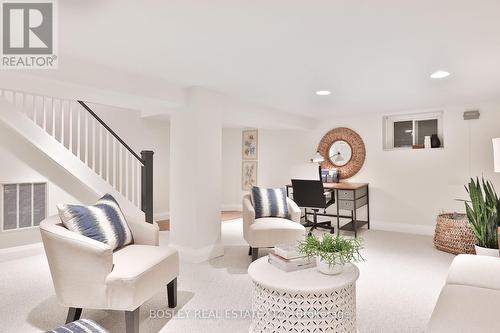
[248, 257, 360, 333]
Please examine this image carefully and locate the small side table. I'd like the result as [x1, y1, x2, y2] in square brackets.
[248, 257, 360, 333]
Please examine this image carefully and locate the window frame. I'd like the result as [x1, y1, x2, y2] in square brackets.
[0, 182, 48, 232]
[383, 111, 444, 150]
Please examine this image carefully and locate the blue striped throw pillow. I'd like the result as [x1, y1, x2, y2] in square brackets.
[45, 319, 109, 333]
[57, 194, 133, 250]
[251, 186, 289, 219]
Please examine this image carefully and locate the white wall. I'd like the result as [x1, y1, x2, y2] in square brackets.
[307, 103, 500, 234]
[0, 121, 84, 249]
[89, 103, 170, 220]
[221, 129, 242, 210]
[221, 127, 311, 210]
[222, 102, 500, 234]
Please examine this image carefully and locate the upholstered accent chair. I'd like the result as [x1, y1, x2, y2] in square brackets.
[243, 194, 305, 261]
[40, 215, 179, 333]
[427, 254, 500, 333]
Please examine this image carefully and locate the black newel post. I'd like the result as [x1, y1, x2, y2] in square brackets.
[141, 150, 154, 223]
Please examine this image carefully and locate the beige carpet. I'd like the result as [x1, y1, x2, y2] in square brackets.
[0, 220, 454, 332]
[157, 211, 242, 231]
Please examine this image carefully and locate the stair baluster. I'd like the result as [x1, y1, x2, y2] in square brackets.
[0, 89, 154, 223]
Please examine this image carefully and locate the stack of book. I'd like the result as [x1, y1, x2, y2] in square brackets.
[268, 244, 316, 272]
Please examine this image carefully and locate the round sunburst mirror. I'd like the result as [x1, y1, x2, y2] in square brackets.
[317, 127, 365, 179]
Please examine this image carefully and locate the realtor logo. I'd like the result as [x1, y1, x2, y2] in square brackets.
[1, 1, 57, 68]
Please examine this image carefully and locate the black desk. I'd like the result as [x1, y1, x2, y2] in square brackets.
[286, 182, 370, 237]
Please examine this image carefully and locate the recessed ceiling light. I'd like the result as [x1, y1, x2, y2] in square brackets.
[430, 70, 451, 79]
[316, 90, 331, 96]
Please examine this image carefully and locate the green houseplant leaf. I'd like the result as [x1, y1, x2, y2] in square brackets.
[464, 177, 500, 249]
[298, 233, 365, 268]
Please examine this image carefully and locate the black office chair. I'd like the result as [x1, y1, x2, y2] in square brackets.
[291, 179, 335, 234]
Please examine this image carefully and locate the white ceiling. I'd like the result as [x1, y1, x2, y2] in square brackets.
[56, 0, 500, 117]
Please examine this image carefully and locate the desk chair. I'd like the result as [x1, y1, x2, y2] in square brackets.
[291, 179, 335, 234]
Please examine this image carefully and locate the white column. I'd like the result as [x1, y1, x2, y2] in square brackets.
[169, 89, 223, 263]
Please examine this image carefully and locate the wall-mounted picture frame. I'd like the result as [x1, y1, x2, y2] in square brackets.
[242, 129, 258, 160]
[242, 161, 258, 191]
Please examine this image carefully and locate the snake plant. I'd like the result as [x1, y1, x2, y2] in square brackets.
[464, 177, 500, 249]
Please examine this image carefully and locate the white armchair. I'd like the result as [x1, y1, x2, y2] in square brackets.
[427, 254, 500, 333]
[40, 215, 179, 333]
[243, 194, 305, 261]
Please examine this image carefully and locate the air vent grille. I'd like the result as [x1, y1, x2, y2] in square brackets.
[2, 183, 47, 231]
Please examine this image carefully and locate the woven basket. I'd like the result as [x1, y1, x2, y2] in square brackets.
[433, 213, 476, 255]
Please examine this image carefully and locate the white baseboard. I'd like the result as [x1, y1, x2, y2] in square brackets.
[0, 242, 44, 262]
[370, 220, 434, 236]
[169, 242, 224, 263]
[221, 204, 242, 212]
[154, 211, 170, 221]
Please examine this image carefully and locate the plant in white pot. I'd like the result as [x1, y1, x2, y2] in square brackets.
[465, 177, 500, 256]
[298, 233, 364, 275]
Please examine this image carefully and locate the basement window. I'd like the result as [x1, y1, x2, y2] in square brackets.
[383, 111, 443, 150]
[1, 183, 47, 231]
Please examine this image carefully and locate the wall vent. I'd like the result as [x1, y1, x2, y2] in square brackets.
[463, 110, 480, 120]
[1, 183, 47, 231]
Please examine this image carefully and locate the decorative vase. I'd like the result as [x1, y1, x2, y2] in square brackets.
[431, 134, 441, 148]
[474, 245, 499, 257]
[316, 256, 344, 275]
[424, 136, 431, 149]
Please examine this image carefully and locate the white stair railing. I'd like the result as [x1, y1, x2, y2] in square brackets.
[0, 88, 145, 211]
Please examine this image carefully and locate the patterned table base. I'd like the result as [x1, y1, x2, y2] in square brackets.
[250, 282, 356, 333]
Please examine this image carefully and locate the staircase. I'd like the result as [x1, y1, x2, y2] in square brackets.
[0, 88, 153, 222]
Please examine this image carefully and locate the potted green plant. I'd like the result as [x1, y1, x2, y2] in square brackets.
[298, 233, 364, 275]
[464, 177, 500, 257]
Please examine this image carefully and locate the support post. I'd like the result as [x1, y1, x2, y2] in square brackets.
[141, 150, 154, 223]
[169, 91, 224, 262]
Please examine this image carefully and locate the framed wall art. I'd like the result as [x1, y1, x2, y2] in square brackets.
[242, 161, 257, 191]
[242, 129, 258, 160]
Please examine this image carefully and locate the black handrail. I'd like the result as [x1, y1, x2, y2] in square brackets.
[77, 100, 144, 164]
[77, 100, 154, 223]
